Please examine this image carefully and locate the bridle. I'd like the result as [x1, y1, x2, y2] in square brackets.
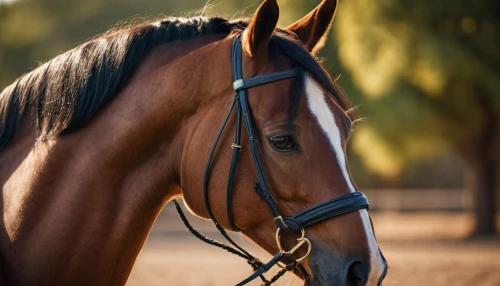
[173, 34, 370, 285]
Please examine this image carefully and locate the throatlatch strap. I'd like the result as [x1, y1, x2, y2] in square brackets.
[201, 95, 257, 258]
[226, 99, 243, 231]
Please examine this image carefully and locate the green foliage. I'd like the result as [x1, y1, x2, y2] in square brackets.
[335, 0, 500, 176]
[0, 0, 210, 87]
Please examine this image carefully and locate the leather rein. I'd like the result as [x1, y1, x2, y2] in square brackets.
[173, 34, 370, 285]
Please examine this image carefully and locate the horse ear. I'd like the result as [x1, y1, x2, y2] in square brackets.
[242, 0, 279, 58]
[286, 0, 338, 54]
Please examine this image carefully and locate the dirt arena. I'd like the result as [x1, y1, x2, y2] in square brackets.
[127, 205, 500, 286]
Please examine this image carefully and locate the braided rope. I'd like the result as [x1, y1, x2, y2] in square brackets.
[173, 200, 251, 260]
[263, 269, 287, 286]
[173, 200, 291, 285]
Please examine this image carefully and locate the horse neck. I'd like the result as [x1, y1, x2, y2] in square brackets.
[0, 34, 233, 284]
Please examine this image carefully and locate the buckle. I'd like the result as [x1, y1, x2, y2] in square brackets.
[273, 216, 288, 230]
[231, 143, 242, 150]
[275, 228, 312, 264]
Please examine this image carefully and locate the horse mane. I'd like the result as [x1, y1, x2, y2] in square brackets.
[0, 16, 352, 150]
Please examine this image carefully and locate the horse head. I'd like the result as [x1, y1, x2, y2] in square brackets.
[180, 1, 388, 285]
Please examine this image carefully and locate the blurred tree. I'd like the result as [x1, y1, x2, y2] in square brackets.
[335, 0, 500, 235]
[0, 0, 210, 87]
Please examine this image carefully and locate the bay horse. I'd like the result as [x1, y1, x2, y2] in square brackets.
[0, 0, 387, 285]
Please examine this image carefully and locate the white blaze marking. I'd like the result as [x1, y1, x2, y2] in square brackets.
[305, 75, 355, 192]
[360, 209, 385, 284]
[305, 75, 383, 282]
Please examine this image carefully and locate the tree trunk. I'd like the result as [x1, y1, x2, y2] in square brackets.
[469, 86, 499, 236]
[470, 157, 498, 236]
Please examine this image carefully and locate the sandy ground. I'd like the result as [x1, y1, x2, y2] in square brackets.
[127, 206, 500, 286]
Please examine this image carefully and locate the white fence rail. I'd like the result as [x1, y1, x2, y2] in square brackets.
[363, 189, 488, 211]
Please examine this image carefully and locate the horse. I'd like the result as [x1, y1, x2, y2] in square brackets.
[0, 0, 387, 285]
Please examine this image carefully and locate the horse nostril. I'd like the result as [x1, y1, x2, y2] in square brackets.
[345, 261, 369, 286]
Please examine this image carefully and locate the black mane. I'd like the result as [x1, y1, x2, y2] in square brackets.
[0, 16, 351, 149]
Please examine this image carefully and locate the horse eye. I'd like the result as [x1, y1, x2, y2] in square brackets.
[268, 135, 299, 152]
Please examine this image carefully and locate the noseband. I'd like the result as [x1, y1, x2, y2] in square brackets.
[173, 34, 370, 285]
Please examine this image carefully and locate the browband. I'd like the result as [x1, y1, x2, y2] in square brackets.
[233, 68, 304, 91]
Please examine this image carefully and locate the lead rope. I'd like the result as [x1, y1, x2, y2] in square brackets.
[172, 199, 253, 261]
[173, 199, 288, 285]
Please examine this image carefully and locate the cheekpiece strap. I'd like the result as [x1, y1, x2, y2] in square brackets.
[232, 34, 299, 233]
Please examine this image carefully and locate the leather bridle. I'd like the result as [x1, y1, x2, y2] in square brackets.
[173, 34, 370, 286]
